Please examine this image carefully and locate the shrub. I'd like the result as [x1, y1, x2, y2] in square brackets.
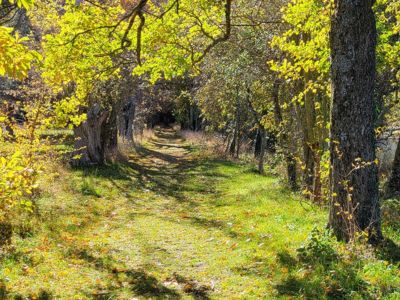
[0, 151, 37, 222]
[297, 228, 339, 266]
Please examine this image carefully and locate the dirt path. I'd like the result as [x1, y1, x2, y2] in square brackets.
[127, 127, 197, 201]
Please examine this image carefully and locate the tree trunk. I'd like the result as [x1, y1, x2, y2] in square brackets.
[225, 133, 233, 155]
[303, 142, 315, 195]
[265, 131, 277, 154]
[272, 80, 298, 190]
[300, 77, 317, 196]
[329, 0, 381, 242]
[385, 137, 400, 197]
[287, 154, 298, 191]
[230, 90, 241, 158]
[71, 104, 109, 166]
[193, 105, 201, 131]
[254, 129, 262, 158]
[119, 97, 136, 142]
[126, 101, 136, 140]
[258, 129, 266, 174]
[228, 127, 235, 156]
[235, 92, 241, 158]
[103, 104, 119, 160]
[312, 146, 322, 204]
[71, 101, 121, 166]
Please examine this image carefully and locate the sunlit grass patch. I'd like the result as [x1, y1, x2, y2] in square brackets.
[0, 130, 398, 299]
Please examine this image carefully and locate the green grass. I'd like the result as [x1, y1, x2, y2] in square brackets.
[0, 129, 399, 299]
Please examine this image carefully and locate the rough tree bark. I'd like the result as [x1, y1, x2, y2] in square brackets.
[71, 103, 118, 166]
[329, 0, 381, 242]
[385, 137, 400, 197]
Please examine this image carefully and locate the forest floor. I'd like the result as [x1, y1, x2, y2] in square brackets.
[1, 128, 399, 299]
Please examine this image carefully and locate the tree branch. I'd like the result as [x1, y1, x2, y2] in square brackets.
[194, 0, 232, 63]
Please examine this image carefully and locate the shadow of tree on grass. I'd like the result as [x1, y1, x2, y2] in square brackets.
[67, 246, 212, 299]
[375, 238, 400, 263]
[0, 285, 53, 300]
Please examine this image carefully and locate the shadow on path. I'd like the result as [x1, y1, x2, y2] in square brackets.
[125, 128, 227, 204]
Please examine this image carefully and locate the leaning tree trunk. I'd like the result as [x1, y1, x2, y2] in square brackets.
[385, 137, 400, 198]
[329, 0, 381, 242]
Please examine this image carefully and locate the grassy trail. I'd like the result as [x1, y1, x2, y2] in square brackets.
[2, 128, 325, 299]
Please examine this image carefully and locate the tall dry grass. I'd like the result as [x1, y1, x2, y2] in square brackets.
[136, 128, 156, 145]
[181, 130, 227, 155]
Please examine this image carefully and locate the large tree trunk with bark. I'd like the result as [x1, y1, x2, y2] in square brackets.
[386, 137, 400, 197]
[71, 103, 118, 166]
[72, 104, 108, 166]
[329, 0, 381, 242]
